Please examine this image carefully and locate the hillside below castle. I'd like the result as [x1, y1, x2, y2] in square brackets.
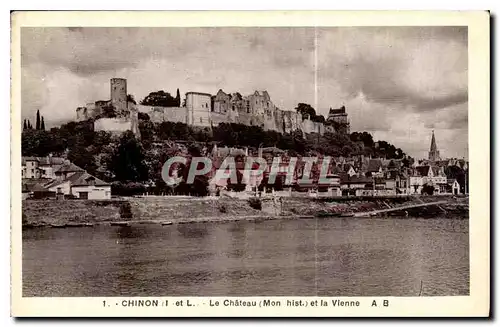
[76, 78, 350, 138]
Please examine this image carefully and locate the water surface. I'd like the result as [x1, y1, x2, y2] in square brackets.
[22, 217, 469, 296]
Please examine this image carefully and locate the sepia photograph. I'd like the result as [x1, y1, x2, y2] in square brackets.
[11, 11, 489, 317]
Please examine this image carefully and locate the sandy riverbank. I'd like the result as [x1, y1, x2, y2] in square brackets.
[21, 195, 469, 228]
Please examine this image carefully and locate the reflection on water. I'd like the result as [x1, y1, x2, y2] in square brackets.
[22, 217, 469, 297]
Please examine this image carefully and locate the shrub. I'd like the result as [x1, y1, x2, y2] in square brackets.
[119, 202, 133, 219]
[422, 184, 435, 195]
[112, 181, 146, 196]
[248, 198, 262, 210]
[218, 204, 227, 213]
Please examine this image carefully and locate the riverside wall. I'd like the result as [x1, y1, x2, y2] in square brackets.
[21, 195, 468, 228]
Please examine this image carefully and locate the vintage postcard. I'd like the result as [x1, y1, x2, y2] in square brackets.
[11, 11, 490, 317]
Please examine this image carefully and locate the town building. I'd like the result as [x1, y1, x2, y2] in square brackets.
[186, 92, 212, 127]
[409, 165, 447, 195]
[22, 156, 111, 200]
[326, 106, 350, 134]
[22, 156, 67, 179]
[45, 171, 111, 200]
[365, 159, 384, 178]
[413, 131, 469, 194]
[340, 175, 372, 196]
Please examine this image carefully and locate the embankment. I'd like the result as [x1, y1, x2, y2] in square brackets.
[21, 195, 468, 228]
[22, 199, 127, 227]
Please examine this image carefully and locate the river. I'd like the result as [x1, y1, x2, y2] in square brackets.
[22, 217, 469, 297]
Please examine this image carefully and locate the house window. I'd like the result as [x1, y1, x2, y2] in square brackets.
[232, 105, 235, 111]
[57, 187, 62, 194]
[79, 192, 88, 199]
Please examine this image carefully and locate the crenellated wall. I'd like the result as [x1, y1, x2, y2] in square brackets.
[94, 117, 133, 134]
[77, 79, 348, 138]
[137, 105, 188, 124]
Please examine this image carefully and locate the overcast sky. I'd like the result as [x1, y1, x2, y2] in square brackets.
[21, 27, 468, 159]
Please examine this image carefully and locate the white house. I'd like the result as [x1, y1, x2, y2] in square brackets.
[446, 179, 461, 195]
[409, 165, 447, 195]
[45, 171, 111, 200]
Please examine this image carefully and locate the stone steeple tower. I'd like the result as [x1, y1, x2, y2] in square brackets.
[428, 130, 440, 162]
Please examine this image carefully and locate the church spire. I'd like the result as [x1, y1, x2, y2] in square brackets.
[428, 130, 440, 162]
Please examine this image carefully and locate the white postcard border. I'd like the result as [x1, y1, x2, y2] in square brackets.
[10, 10, 490, 317]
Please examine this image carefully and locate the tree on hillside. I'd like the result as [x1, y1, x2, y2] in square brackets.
[35, 110, 40, 130]
[350, 131, 375, 148]
[138, 120, 155, 149]
[68, 145, 97, 175]
[109, 131, 148, 182]
[402, 156, 414, 168]
[312, 114, 325, 123]
[27, 120, 32, 129]
[101, 103, 117, 118]
[295, 103, 317, 120]
[138, 112, 150, 121]
[22, 129, 54, 156]
[140, 90, 178, 107]
[23, 120, 27, 131]
[291, 129, 307, 153]
[40, 117, 45, 130]
[175, 88, 181, 107]
[127, 94, 137, 105]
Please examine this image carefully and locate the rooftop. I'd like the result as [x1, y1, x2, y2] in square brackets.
[328, 106, 346, 116]
[22, 156, 66, 166]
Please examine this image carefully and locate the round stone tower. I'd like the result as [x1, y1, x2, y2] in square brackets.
[110, 78, 127, 114]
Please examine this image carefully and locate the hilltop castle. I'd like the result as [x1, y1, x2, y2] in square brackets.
[76, 78, 350, 137]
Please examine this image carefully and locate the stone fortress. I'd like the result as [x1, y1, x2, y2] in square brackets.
[76, 78, 350, 138]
